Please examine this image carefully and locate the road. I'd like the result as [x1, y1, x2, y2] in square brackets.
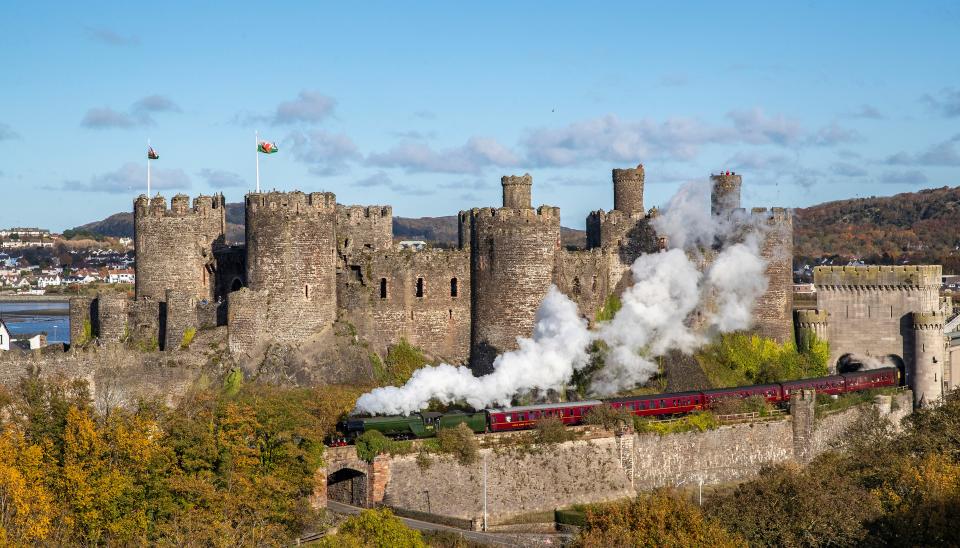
[323, 500, 565, 547]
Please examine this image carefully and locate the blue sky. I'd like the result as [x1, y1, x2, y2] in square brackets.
[1, 2, 959, 231]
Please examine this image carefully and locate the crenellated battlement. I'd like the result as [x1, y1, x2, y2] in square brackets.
[814, 265, 942, 288]
[135, 193, 225, 218]
[337, 204, 393, 219]
[912, 310, 946, 330]
[711, 171, 743, 216]
[471, 205, 561, 223]
[246, 190, 337, 213]
[795, 309, 829, 326]
[501, 173, 534, 209]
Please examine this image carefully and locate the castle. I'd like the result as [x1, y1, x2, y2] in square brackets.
[69, 165, 797, 379]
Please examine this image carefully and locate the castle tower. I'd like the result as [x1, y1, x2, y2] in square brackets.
[467, 174, 560, 374]
[794, 309, 828, 352]
[134, 193, 226, 302]
[711, 172, 742, 216]
[754, 207, 795, 344]
[501, 174, 533, 209]
[612, 164, 644, 215]
[911, 311, 946, 407]
[244, 191, 338, 344]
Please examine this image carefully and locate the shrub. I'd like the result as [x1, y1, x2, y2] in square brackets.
[534, 416, 577, 444]
[574, 490, 745, 547]
[635, 412, 719, 436]
[583, 405, 633, 430]
[436, 423, 479, 465]
[316, 508, 425, 548]
[355, 430, 415, 463]
[374, 339, 428, 386]
[180, 327, 196, 349]
[698, 331, 829, 387]
[594, 293, 622, 323]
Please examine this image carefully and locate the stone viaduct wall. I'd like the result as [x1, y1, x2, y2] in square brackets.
[338, 248, 471, 363]
[322, 391, 912, 525]
[134, 194, 226, 302]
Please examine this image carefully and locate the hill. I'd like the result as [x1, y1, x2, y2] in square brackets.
[70, 206, 588, 248]
[793, 186, 960, 271]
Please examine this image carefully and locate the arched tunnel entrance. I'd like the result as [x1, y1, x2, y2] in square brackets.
[328, 467, 368, 506]
[837, 353, 906, 383]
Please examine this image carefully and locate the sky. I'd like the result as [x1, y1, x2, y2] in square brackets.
[1, 2, 959, 231]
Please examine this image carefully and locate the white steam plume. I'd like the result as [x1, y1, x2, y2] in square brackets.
[354, 179, 774, 415]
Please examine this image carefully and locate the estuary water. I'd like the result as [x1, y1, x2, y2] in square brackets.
[0, 301, 69, 343]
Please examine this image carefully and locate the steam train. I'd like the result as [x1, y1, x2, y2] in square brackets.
[335, 367, 899, 443]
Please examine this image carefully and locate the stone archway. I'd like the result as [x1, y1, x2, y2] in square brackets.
[328, 467, 368, 506]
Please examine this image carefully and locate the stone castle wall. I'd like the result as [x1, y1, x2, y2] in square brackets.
[134, 194, 225, 302]
[338, 248, 471, 363]
[337, 204, 393, 254]
[813, 265, 942, 371]
[467, 205, 560, 374]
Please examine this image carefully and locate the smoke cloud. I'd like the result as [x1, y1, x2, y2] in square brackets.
[354, 179, 773, 415]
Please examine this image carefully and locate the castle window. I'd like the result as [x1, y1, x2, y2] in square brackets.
[344, 238, 350, 248]
[449, 309, 453, 319]
[592, 275, 597, 292]
[450, 278, 458, 297]
[305, 284, 310, 299]
[416, 278, 424, 298]
[351, 265, 363, 283]
[380, 278, 388, 299]
[572, 277, 581, 296]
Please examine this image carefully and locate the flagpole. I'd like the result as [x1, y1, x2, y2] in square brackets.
[255, 130, 260, 193]
[147, 138, 151, 197]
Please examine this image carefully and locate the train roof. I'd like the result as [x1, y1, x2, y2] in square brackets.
[489, 400, 603, 413]
[841, 366, 898, 377]
[603, 390, 704, 404]
[702, 383, 781, 394]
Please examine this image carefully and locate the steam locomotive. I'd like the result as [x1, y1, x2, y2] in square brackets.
[336, 367, 899, 443]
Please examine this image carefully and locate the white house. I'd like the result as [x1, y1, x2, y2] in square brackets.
[398, 240, 428, 251]
[0, 320, 9, 351]
[37, 275, 62, 288]
[106, 270, 135, 284]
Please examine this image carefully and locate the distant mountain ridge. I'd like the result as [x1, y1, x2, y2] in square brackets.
[71, 186, 960, 269]
[71, 205, 589, 248]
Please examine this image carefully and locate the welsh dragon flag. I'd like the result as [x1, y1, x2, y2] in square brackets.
[147, 146, 159, 160]
[257, 141, 278, 154]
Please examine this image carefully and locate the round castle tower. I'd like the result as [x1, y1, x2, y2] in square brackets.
[754, 207, 795, 344]
[501, 174, 533, 209]
[794, 309, 828, 351]
[467, 174, 560, 374]
[134, 193, 226, 302]
[244, 191, 338, 344]
[711, 171, 742, 216]
[613, 163, 644, 215]
[911, 311, 946, 407]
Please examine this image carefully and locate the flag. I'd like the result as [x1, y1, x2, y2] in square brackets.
[258, 141, 278, 154]
[147, 146, 159, 160]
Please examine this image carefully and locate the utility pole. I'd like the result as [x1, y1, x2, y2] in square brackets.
[482, 452, 488, 532]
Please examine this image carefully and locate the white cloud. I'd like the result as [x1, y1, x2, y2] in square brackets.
[922, 88, 960, 118]
[63, 162, 191, 193]
[727, 108, 803, 146]
[805, 122, 862, 147]
[288, 130, 359, 175]
[368, 136, 519, 174]
[885, 135, 960, 166]
[879, 170, 928, 185]
[199, 168, 246, 188]
[0, 122, 19, 141]
[86, 27, 139, 47]
[830, 162, 868, 177]
[81, 107, 137, 129]
[272, 91, 336, 125]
